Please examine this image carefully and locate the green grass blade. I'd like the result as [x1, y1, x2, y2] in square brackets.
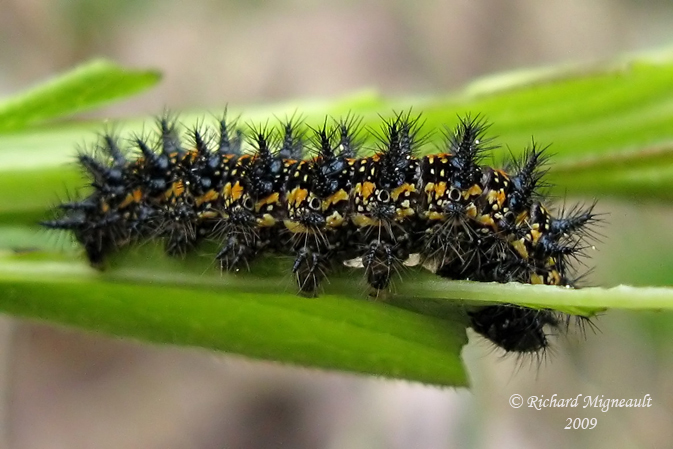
[0, 255, 468, 386]
[0, 59, 160, 132]
[1, 249, 671, 387]
[4, 50, 673, 205]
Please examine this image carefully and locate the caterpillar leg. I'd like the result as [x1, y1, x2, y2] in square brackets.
[362, 240, 406, 292]
[165, 233, 197, 257]
[80, 226, 121, 269]
[216, 235, 257, 271]
[163, 216, 198, 257]
[292, 247, 329, 296]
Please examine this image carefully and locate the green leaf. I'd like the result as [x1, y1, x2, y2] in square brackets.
[546, 145, 673, 199]
[0, 59, 161, 132]
[0, 254, 468, 386]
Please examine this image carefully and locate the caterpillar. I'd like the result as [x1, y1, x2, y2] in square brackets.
[43, 111, 598, 355]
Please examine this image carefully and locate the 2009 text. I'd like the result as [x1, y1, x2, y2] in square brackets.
[565, 418, 597, 429]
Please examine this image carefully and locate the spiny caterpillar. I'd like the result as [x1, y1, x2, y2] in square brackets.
[43, 112, 598, 355]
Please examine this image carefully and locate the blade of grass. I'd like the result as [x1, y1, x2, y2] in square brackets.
[0, 249, 671, 388]
[0, 59, 160, 132]
[3, 50, 673, 207]
[0, 255, 468, 386]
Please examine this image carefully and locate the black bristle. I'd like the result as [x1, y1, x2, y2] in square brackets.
[135, 137, 158, 164]
[335, 113, 362, 158]
[278, 116, 304, 160]
[377, 111, 421, 189]
[308, 122, 348, 198]
[247, 125, 284, 198]
[58, 199, 97, 211]
[507, 142, 551, 212]
[40, 215, 86, 230]
[77, 154, 111, 181]
[310, 120, 336, 159]
[217, 112, 242, 156]
[102, 134, 126, 165]
[551, 201, 600, 237]
[191, 128, 209, 155]
[158, 116, 183, 155]
[249, 125, 273, 159]
[445, 115, 491, 188]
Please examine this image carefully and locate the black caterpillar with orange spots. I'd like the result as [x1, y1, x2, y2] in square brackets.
[43, 112, 598, 355]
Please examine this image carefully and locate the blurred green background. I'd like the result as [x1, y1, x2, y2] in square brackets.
[1, 0, 673, 448]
